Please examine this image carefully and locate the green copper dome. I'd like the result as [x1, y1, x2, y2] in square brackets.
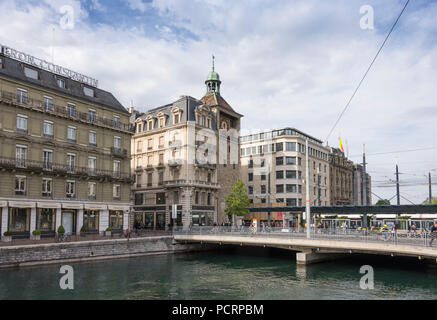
[206, 70, 220, 82]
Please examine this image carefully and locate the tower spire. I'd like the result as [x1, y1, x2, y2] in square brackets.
[205, 55, 221, 94]
[212, 54, 215, 72]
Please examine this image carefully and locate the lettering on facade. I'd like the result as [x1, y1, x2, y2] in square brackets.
[0, 45, 98, 88]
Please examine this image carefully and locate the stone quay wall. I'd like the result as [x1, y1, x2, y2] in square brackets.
[0, 236, 216, 268]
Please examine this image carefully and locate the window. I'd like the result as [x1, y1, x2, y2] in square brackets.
[298, 185, 302, 193]
[83, 210, 99, 232]
[276, 157, 283, 166]
[260, 158, 265, 167]
[148, 139, 153, 150]
[148, 120, 153, 130]
[261, 173, 266, 181]
[276, 171, 284, 179]
[67, 153, 76, 173]
[135, 193, 144, 205]
[276, 198, 284, 204]
[276, 184, 284, 193]
[158, 171, 164, 185]
[286, 198, 297, 206]
[298, 171, 302, 180]
[286, 184, 297, 193]
[42, 150, 53, 170]
[42, 178, 52, 197]
[17, 88, 27, 104]
[207, 193, 211, 205]
[248, 173, 253, 182]
[137, 140, 142, 152]
[286, 157, 296, 165]
[137, 123, 142, 133]
[67, 126, 76, 141]
[276, 142, 283, 152]
[89, 131, 97, 146]
[261, 185, 266, 194]
[88, 182, 96, 199]
[17, 114, 28, 132]
[158, 153, 164, 165]
[43, 121, 54, 138]
[83, 87, 94, 97]
[298, 157, 302, 166]
[286, 170, 297, 179]
[156, 193, 166, 204]
[174, 113, 180, 124]
[43, 96, 53, 111]
[15, 176, 26, 195]
[16, 145, 27, 168]
[88, 157, 96, 175]
[148, 155, 153, 166]
[24, 67, 38, 79]
[159, 136, 164, 148]
[113, 185, 121, 199]
[114, 136, 121, 149]
[57, 78, 66, 88]
[66, 103, 75, 117]
[248, 159, 253, 168]
[66, 181, 76, 198]
[147, 172, 153, 187]
[113, 115, 120, 127]
[159, 117, 164, 128]
[286, 142, 296, 151]
[261, 198, 266, 204]
[248, 186, 253, 195]
[113, 161, 121, 178]
[88, 109, 96, 122]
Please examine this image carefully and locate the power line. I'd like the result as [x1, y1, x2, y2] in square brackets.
[349, 146, 437, 158]
[325, 0, 410, 142]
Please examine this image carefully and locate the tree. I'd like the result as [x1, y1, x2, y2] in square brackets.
[376, 199, 390, 205]
[423, 197, 437, 205]
[225, 179, 250, 226]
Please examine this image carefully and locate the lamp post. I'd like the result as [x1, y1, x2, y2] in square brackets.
[305, 139, 311, 239]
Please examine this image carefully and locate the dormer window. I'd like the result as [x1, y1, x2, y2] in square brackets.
[174, 113, 180, 124]
[83, 87, 94, 97]
[159, 117, 164, 128]
[148, 120, 154, 131]
[57, 78, 66, 89]
[24, 67, 38, 80]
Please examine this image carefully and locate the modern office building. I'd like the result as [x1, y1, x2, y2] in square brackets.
[240, 128, 331, 223]
[0, 45, 133, 238]
[131, 62, 242, 229]
[328, 147, 354, 205]
[352, 163, 372, 205]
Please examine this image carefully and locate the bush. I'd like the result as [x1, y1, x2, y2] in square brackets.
[80, 226, 86, 233]
[57, 225, 65, 234]
[32, 230, 41, 236]
[106, 227, 112, 232]
[3, 231, 12, 236]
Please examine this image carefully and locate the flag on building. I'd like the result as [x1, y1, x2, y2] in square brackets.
[339, 136, 344, 153]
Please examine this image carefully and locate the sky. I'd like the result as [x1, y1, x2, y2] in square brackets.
[0, 0, 436, 205]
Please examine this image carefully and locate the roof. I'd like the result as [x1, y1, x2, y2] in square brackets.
[200, 92, 235, 113]
[0, 55, 129, 114]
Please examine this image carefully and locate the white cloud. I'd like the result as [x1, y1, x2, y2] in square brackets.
[0, 0, 436, 204]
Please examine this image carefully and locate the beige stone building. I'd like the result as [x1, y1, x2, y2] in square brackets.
[240, 128, 331, 224]
[131, 63, 242, 229]
[0, 46, 133, 238]
[328, 147, 354, 205]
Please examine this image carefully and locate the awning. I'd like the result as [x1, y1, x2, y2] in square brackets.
[37, 202, 61, 209]
[9, 201, 36, 208]
[84, 204, 108, 210]
[108, 205, 130, 211]
[62, 203, 84, 210]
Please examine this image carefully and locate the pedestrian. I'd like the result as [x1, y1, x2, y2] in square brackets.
[429, 223, 437, 246]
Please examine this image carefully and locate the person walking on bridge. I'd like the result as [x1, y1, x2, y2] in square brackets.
[429, 223, 437, 246]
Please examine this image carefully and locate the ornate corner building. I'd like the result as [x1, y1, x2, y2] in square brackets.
[0, 46, 133, 239]
[130, 62, 242, 229]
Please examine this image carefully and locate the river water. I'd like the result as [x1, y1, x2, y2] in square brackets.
[1, 247, 436, 299]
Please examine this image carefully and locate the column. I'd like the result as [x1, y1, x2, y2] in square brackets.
[123, 211, 129, 231]
[30, 207, 36, 235]
[99, 209, 109, 234]
[1, 206, 8, 236]
[55, 208, 62, 233]
[182, 188, 193, 229]
[77, 209, 84, 235]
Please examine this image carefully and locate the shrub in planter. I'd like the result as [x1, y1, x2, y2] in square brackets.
[2, 231, 12, 242]
[31, 229, 41, 240]
[57, 225, 65, 234]
[105, 227, 112, 236]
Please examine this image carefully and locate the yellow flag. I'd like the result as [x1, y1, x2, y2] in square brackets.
[339, 136, 344, 152]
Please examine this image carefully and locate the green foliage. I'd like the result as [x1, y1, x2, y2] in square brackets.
[3, 231, 12, 236]
[32, 230, 41, 236]
[57, 225, 65, 234]
[225, 179, 250, 219]
[397, 216, 411, 220]
[376, 199, 391, 205]
[423, 197, 437, 205]
[80, 226, 86, 233]
[106, 227, 112, 232]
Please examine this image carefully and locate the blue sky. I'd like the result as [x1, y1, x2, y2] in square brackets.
[1, 0, 436, 204]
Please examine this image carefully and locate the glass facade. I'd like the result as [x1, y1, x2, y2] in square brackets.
[109, 210, 123, 231]
[192, 212, 213, 226]
[9, 208, 30, 233]
[83, 210, 99, 232]
[36, 208, 55, 232]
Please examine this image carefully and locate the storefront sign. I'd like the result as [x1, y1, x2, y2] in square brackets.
[84, 204, 107, 210]
[37, 202, 61, 209]
[61, 203, 84, 210]
[1, 44, 98, 88]
[108, 205, 130, 211]
[8, 201, 36, 208]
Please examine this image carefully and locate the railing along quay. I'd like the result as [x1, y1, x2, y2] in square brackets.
[173, 226, 437, 248]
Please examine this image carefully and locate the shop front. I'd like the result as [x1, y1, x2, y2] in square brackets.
[61, 209, 77, 235]
[109, 210, 124, 233]
[36, 202, 60, 238]
[83, 210, 99, 233]
[192, 212, 214, 226]
[8, 201, 35, 239]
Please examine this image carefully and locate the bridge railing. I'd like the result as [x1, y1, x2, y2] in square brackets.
[173, 226, 436, 248]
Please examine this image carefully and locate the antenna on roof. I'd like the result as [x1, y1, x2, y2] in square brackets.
[51, 27, 55, 64]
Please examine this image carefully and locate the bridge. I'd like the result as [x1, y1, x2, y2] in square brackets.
[173, 226, 437, 264]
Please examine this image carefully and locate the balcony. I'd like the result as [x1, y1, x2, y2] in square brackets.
[111, 147, 128, 158]
[163, 180, 220, 189]
[0, 89, 135, 133]
[195, 160, 216, 170]
[0, 156, 132, 182]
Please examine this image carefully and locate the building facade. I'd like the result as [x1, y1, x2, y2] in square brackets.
[131, 64, 242, 229]
[328, 147, 354, 205]
[240, 128, 331, 223]
[352, 163, 372, 205]
[0, 46, 133, 238]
